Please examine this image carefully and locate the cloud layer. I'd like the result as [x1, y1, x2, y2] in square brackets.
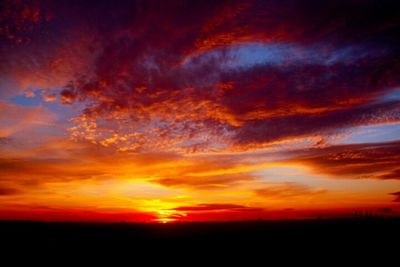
[2, 0, 399, 152]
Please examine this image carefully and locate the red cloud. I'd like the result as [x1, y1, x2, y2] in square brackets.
[0, 0, 51, 44]
[390, 192, 400, 202]
[0, 186, 20, 196]
[50, 1, 400, 152]
[2, 1, 400, 152]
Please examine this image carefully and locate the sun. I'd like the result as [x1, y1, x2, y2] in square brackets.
[153, 209, 186, 223]
[156, 218, 176, 224]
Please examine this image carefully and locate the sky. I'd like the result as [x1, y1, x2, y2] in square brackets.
[0, 0, 400, 223]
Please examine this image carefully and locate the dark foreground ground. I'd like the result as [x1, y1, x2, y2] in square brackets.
[1, 218, 399, 259]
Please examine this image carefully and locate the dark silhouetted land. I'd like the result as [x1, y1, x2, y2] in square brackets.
[1, 217, 399, 255]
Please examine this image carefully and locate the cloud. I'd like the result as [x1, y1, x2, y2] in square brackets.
[254, 183, 326, 199]
[0, 101, 55, 138]
[0, 0, 50, 44]
[0, 135, 257, 192]
[194, 0, 400, 51]
[1, 1, 400, 152]
[390, 192, 400, 202]
[0, 0, 106, 96]
[0, 137, 12, 145]
[56, 1, 400, 152]
[0, 186, 21, 196]
[288, 140, 400, 180]
[155, 173, 255, 190]
[60, 87, 77, 104]
[41, 92, 57, 102]
[172, 203, 267, 222]
[0, 156, 107, 188]
[232, 99, 400, 148]
[174, 203, 251, 212]
[66, 51, 400, 152]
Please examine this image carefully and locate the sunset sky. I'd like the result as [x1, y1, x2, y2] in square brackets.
[1, 0, 400, 223]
